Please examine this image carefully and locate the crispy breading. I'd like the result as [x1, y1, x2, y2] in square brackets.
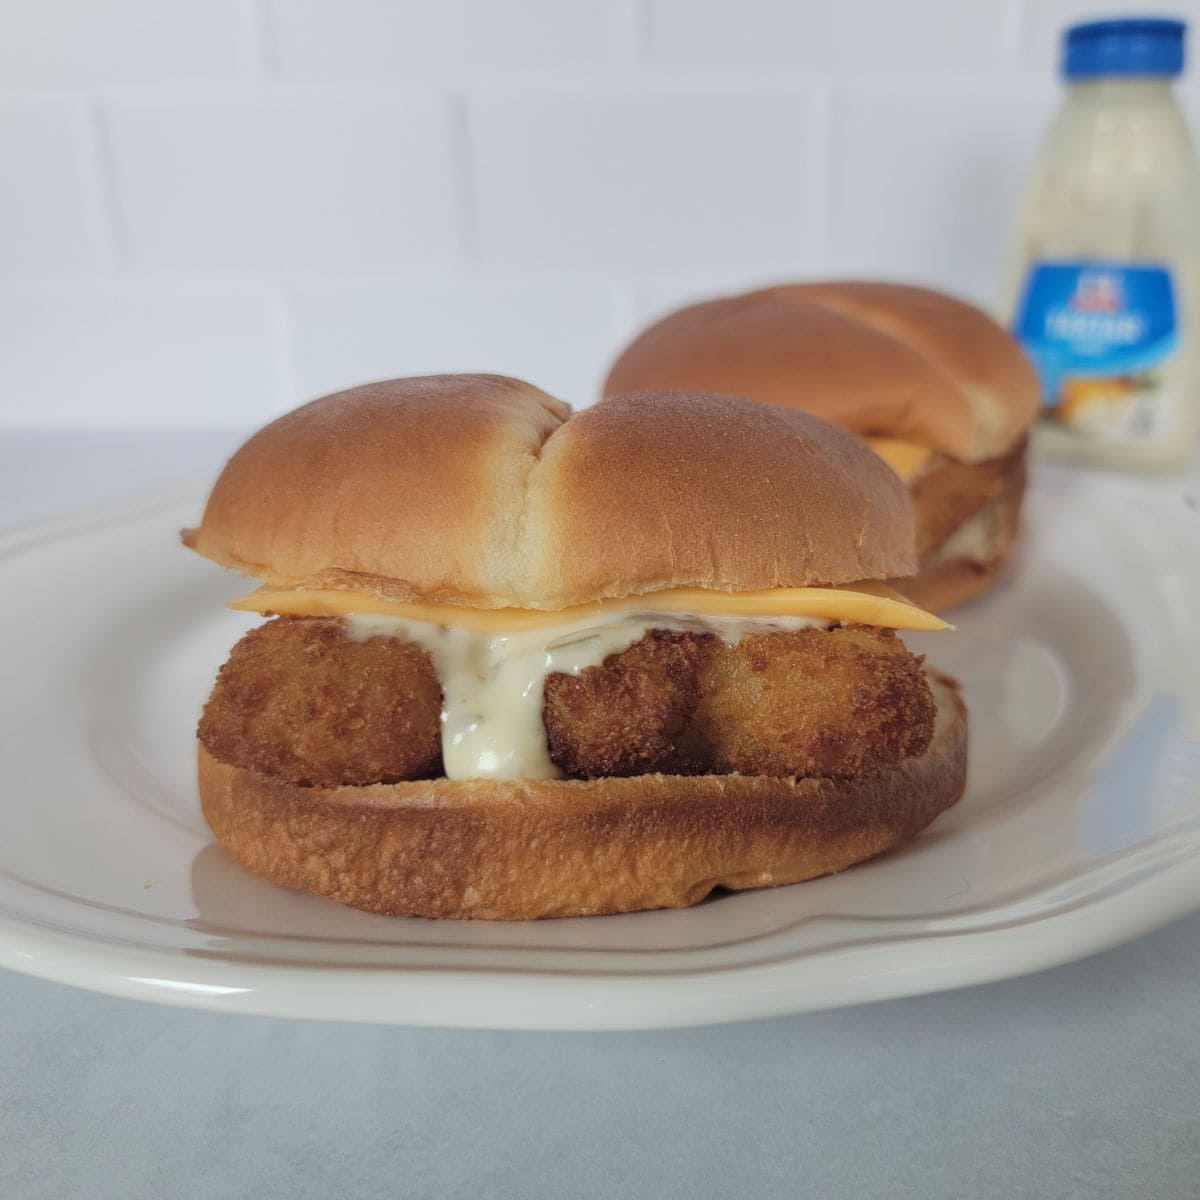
[198, 617, 442, 786]
[541, 630, 714, 777]
[694, 626, 935, 777]
[545, 625, 934, 780]
[202, 619, 935, 787]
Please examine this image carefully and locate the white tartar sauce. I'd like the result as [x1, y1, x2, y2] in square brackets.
[345, 612, 828, 781]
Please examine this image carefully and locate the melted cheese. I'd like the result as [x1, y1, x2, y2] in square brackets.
[867, 437, 933, 482]
[230, 581, 949, 632]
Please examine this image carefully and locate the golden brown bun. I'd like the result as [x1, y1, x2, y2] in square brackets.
[183, 375, 917, 609]
[198, 670, 966, 920]
[603, 282, 1040, 463]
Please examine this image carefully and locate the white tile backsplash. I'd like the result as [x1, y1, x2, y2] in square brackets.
[284, 279, 626, 407]
[649, 0, 1019, 72]
[829, 84, 1055, 308]
[0, 0, 245, 88]
[0, 100, 109, 274]
[103, 92, 462, 272]
[0, 284, 282, 427]
[265, 0, 622, 80]
[0, 0, 1188, 427]
[471, 87, 814, 272]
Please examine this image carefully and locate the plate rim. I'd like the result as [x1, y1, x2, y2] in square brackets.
[2, 853, 1197, 1030]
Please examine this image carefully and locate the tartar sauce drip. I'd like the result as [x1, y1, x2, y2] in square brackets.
[344, 612, 829, 781]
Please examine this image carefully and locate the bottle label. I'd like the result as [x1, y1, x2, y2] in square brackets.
[1012, 261, 1179, 441]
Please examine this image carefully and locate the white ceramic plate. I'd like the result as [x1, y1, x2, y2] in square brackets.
[0, 468, 1197, 1030]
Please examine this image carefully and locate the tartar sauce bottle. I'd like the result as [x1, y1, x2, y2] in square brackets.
[1003, 17, 1200, 469]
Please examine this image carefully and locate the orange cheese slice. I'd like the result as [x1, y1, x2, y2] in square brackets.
[229, 581, 950, 633]
[867, 437, 933, 482]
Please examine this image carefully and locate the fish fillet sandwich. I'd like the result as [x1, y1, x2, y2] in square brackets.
[605, 282, 1040, 610]
[185, 374, 967, 920]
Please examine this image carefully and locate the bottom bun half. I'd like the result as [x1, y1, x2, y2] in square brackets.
[198, 671, 967, 920]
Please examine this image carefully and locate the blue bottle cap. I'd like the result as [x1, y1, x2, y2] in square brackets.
[1063, 17, 1185, 79]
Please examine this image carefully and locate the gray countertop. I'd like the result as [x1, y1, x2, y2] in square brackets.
[1, 430, 1197, 1200]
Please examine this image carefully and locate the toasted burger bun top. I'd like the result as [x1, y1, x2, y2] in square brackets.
[183, 374, 917, 610]
[603, 282, 1040, 463]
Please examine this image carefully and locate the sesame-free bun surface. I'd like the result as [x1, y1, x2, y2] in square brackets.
[184, 375, 917, 609]
[603, 282, 1040, 463]
[199, 670, 966, 920]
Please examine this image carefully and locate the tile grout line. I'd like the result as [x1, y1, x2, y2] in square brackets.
[806, 81, 832, 272]
[623, 0, 654, 70]
[242, 0, 272, 78]
[449, 90, 480, 265]
[265, 284, 302, 408]
[85, 97, 128, 273]
[1009, 0, 1033, 67]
